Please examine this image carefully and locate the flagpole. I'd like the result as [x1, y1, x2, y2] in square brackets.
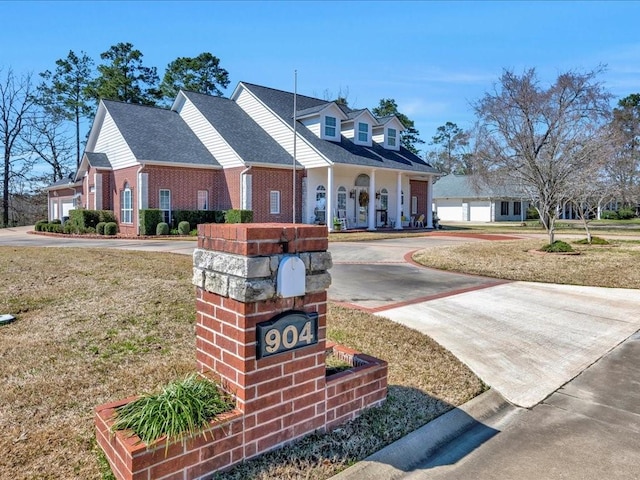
[293, 70, 297, 224]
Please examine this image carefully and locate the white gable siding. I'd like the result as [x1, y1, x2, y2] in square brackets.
[94, 111, 137, 169]
[301, 117, 321, 137]
[179, 98, 244, 168]
[235, 87, 329, 168]
[341, 121, 355, 140]
[372, 127, 384, 144]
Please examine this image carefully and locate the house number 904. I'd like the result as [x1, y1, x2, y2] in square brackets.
[256, 311, 319, 359]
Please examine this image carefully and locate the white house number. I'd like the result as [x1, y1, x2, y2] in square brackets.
[256, 311, 319, 359]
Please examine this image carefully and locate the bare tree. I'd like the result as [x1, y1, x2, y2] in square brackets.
[0, 68, 36, 227]
[608, 93, 640, 210]
[565, 129, 615, 242]
[472, 67, 612, 244]
[24, 107, 74, 184]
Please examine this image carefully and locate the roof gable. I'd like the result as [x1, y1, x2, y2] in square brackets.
[237, 81, 439, 175]
[180, 91, 295, 167]
[101, 100, 219, 168]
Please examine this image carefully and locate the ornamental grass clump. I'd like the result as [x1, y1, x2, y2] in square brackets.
[111, 374, 234, 447]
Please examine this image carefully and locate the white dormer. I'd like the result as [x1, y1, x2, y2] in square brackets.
[297, 102, 347, 142]
[372, 116, 404, 151]
[342, 109, 378, 147]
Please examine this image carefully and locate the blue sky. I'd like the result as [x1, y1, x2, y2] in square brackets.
[2, 1, 639, 153]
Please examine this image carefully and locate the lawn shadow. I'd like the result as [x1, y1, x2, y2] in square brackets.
[211, 385, 495, 479]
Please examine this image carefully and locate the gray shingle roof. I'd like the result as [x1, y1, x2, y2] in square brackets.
[103, 100, 218, 167]
[85, 152, 112, 169]
[44, 175, 81, 190]
[433, 174, 527, 199]
[181, 91, 296, 166]
[240, 82, 439, 174]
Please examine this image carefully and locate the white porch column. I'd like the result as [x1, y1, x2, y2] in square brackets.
[395, 172, 403, 230]
[426, 176, 434, 228]
[327, 166, 334, 231]
[368, 169, 376, 230]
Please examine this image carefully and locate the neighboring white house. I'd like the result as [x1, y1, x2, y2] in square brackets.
[433, 174, 530, 222]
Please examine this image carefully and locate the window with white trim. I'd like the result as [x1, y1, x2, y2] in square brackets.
[337, 186, 347, 211]
[315, 185, 326, 224]
[387, 128, 397, 147]
[358, 122, 369, 143]
[380, 188, 389, 210]
[513, 201, 522, 216]
[160, 189, 171, 224]
[324, 116, 337, 138]
[270, 190, 281, 214]
[121, 183, 132, 224]
[197, 190, 209, 210]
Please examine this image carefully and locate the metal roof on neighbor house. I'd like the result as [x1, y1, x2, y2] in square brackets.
[240, 82, 440, 174]
[433, 174, 527, 199]
[102, 100, 219, 167]
[181, 91, 296, 167]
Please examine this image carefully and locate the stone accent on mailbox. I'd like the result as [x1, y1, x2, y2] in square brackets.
[95, 223, 387, 480]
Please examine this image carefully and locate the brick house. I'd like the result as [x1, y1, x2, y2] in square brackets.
[45, 82, 440, 234]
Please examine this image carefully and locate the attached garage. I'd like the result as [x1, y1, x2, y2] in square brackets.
[469, 200, 491, 222]
[433, 174, 530, 223]
[435, 199, 462, 221]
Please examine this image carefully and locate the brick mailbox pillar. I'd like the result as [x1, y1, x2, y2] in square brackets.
[192, 223, 333, 457]
[96, 223, 387, 480]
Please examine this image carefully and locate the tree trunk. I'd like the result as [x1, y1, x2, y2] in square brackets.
[3, 150, 9, 227]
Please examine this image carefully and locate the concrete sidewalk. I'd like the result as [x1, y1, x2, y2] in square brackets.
[335, 331, 640, 480]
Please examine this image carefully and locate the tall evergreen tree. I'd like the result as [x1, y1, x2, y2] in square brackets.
[37, 50, 94, 167]
[372, 98, 424, 154]
[160, 52, 229, 101]
[428, 122, 471, 174]
[86, 42, 160, 106]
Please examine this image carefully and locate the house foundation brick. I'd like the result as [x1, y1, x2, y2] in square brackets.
[96, 223, 387, 480]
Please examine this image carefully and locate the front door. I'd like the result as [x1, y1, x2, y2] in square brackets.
[355, 187, 369, 228]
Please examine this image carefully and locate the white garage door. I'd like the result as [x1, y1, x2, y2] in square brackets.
[470, 200, 491, 222]
[435, 199, 463, 221]
[61, 201, 74, 219]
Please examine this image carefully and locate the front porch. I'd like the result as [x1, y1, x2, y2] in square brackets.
[304, 166, 437, 232]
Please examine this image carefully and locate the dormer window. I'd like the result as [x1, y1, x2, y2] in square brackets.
[324, 116, 337, 138]
[358, 122, 369, 143]
[387, 128, 397, 147]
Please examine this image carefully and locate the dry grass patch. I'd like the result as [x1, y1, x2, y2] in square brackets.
[1, 247, 483, 480]
[412, 239, 640, 288]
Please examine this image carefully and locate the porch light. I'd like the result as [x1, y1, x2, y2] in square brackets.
[349, 189, 356, 199]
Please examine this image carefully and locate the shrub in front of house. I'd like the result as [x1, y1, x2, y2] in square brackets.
[104, 222, 118, 236]
[34, 220, 48, 231]
[178, 221, 191, 235]
[96, 222, 107, 235]
[172, 210, 225, 230]
[156, 222, 170, 236]
[225, 209, 253, 224]
[600, 210, 618, 220]
[617, 207, 636, 220]
[526, 207, 539, 220]
[67, 209, 116, 234]
[139, 209, 163, 236]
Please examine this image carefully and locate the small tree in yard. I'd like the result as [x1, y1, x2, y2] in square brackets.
[471, 67, 612, 245]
